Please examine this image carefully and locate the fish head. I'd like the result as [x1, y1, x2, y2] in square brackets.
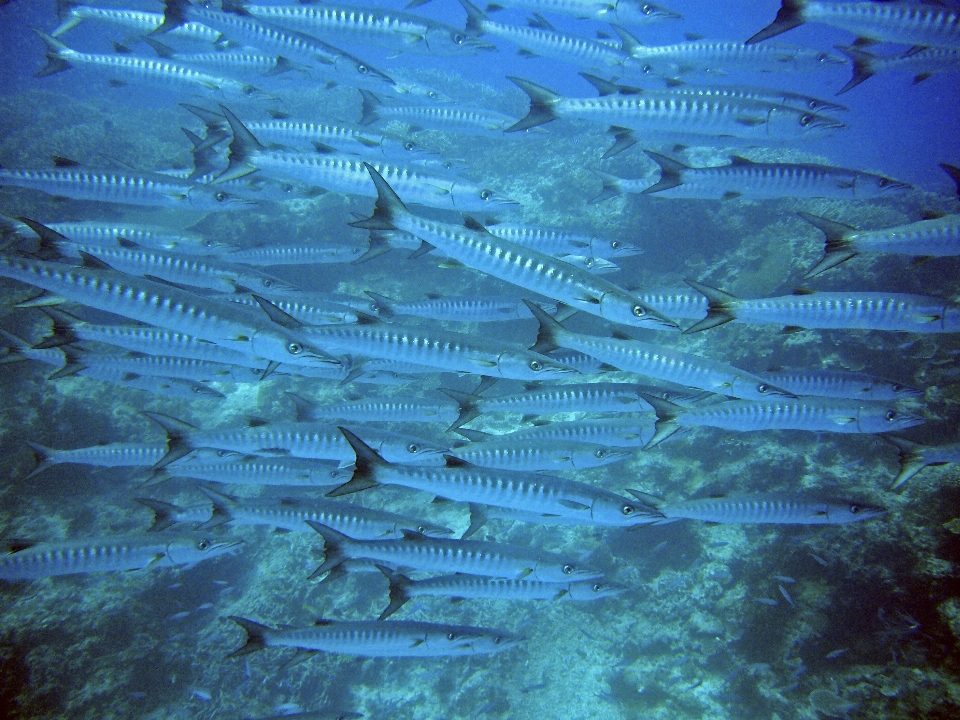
[858, 406, 926, 433]
[854, 173, 912, 198]
[337, 54, 395, 88]
[560, 254, 620, 275]
[236, 273, 302, 296]
[791, 109, 847, 136]
[738, 378, 796, 400]
[188, 185, 257, 211]
[375, 434, 450, 465]
[615, 1, 684, 24]
[825, 501, 887, 523]
[791, 48, 847, 71]
[380, 135, 440, 163]
[495, 350, 578, 381]
[173, 236, 239, 256]
[566, 579, 628, 601]
[570, 445, 632, 469]
[596, 237, 643, 258]
[424, 28, 497, 57]
[602, 294, 680, 331]
[533, 558, 604, 583]
[426, 626, 523, 655]
[590, 494, 666, 526]
[166, 537, 244, 566]
[248, 328, 345, 369]
[460, 185, 519, 210]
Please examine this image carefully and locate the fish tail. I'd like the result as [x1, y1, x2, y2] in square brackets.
[284, 391, 319, 422]
[363, 291, 396, 319]
[939, 163, 960, 201]
[522, 299, 566, 355]
[226, 617, 272, 658]
[357, 89, 382, 126]
[797, 212, 858, 278]
[52, 1, 82, 37]
[602, 126, 637, 160]
[305, 521, 349, 579]
[462, 503, 489, 539]
[20, 440, 60, 480]
[0, 329, 31, 363]
[34, 307, 83, 352]
[835, 46, 877, 95]
[142, 411, 201, 468]
[349, 163, 410, 232]
[325, 426, 386, 497]
[505, 77, 559, 132]
[589, 172, 623, 204]
[883, 437, 926, 490]
[459, 0, 487, 35]
[683, 279, 739, 333]
[216, 105, 263, 183]
[154, 0, 190, 35]
[376, 565, 412, 620]
[195, 485, 238, 529]
[32, 29, 73, 77]
[642, 151, 688, 194]
[134, 497, 187, 532]
[745, 0, 806, 45]
[637, 393, 682, 448]
[437, 389, 481, 430]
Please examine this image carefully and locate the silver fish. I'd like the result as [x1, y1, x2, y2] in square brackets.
[483, 222, 643, 259]
[285, 391, 459, 425]
[153, 457, 350, 489]
[758, 370, 921, 401]
[51, 2, 220, 42]
[885, 437, 960, 489]
[21, 441, 239, 479]
[227, 617, 521, 658]
[0, 536, 242, 581]
[358, 90, 522, 134]
[628, 491, 886, 525]
[365, 291, 559, 323]
[837, 44, 960, 94]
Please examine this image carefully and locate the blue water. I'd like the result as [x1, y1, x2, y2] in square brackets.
[1, 1, 959, 719]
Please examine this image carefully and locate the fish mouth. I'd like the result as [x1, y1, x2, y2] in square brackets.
[209, 539, 245, 553]
[815, 118, 848, 130]
[883, 180, 912, 192]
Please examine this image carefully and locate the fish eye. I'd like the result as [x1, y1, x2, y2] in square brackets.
[287, 342, 303, 355]
[642, 64, 653, 74]
[493, 636, 503, 644]
[215, 192, 228, 201]
[529, 360, 542, 371]
[632, 305, 646, 317]
[593, 583, 602, 592]
[407, 443, 421, 453]
[204, 239, 215, 247]
[480, 189, 492, 200]
[192, 385, 203, 393]
[263, 279, 274, 287]
[611, 241, 621, 249]
[197, 539, 210, 550]
[595, 449, 606, 458]
[817, 52, 829, 62]
[849, 504, 862, 514]
[584, 258, 594, 267]
[244, 86, 255, 96]
[642, 4, 653, 14]
[562, 564, 574, 574]
[800, 114, 814, 126]
[622, 504, 634, 516]
[453, 33, 465, 44]
[879, 178, 891, 187]
[886, 411, 897, 421]
[447, 632, 458, 640]
[808, 100, 818, 109]
[757, 383, 769, 393]
[404, 141, 416, 151]
[892, 384, 903, 392]
[357, 64, 369, 74]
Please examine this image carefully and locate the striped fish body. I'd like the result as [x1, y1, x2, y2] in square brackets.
[448, 439, 632, 471]
[224, 243, 368, 266]
[759, 370, 921, 401]
[352, 168, 676, 329]
[241, 120, 429, 162]
[358, 92, 520, 134]
[52, 4, 219, 41]
[309, 523, 601, 581]
[229, 617, 520, 657]
[655, 496, 885, 524]
[668, 398, 922, 433]
[152, 49, 300, 78]
[888, 438, 960, 488]
[485, 223, 643, 259]
[22, 441, 237, 476]
[507, 78, 844, 139]
[292, 396, 459, 425]
[0, 256, 332, 368]
[638, 290, 710, 320]
[66, 353, 255, 384]
[160, 458, 349, 488]
[465, 0, 681, 25]
[453, 383, 653, 417]
[694, 289, 960, 333]
[243, 2, 492, 56]
[44, 222, 231, 255]
[85, 373, 225, 400]
[624, 41, 844, 76]
[641, 152, 909, 200]
[300, 323, 574, 381]
[0, 536, 240, 580]
[496, 418, 656, 448]
[838, 44, 960, 93]
[217, 294, 359, 326]
[748, 0, 960, 48]
[367, 294, 558, 323]
[0, 168, 251, 211]
[657, 83, 848, 115]
[396, 574, 623, 603]
[199, 489, 449, 539]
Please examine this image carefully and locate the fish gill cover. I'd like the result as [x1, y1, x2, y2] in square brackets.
[0, 0, 958, 719]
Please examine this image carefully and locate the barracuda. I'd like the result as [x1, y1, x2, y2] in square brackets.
[636, 289, 709, 320]
[624, 150, 909, 201]
[193, 486, 452, 539]
[628, 491, 886, 524]
[460, 0, 631, 72]
[364, 292, 559, 323]
[156, 0, 395, 89]
[351, 164, 678, 330]
[448, 433, 632, 471]
[747, 0, 960, 48]
[440, 383, 655, 429]
[358, 90, 522, 134]
[0, 535, 242, 581]
[377, 567, 624, 620]
[0, 255, 338, 369]
[218, 107, 516, 211]
[505, 77, 846, 139]
[524, 300, 792, 400]
[21, 441, 239, 479]
[224, 243, 371, 266]
[639, 393, 924, 446]
[327, 427, 655, 527]
[885, 437, 960, 489]
[42, 221, 235, 255]
[494, 417, 658, 449]
[50, 349, 260, 385]
[33, 30, 262, 98]
[684, 280, 960, 333]
[757, 370, 921, 401]
[243, 1, 494, 55]
[142, 412, 450, 468]
[217, 293, 359, 326]
[484, 222, 643, 260]
[837, 44, 960, 94]
[227, 617, 521, 658]
[0, 166, 253, 211]
[285, 391, 459, 425]
[52, 2, 220, 41]
[307, 521, 603, 582]
[414, 0, 682, 26]
[801, 212, 960, 278]
[142, 38, 306, 78]
[153, 457, 351, 489]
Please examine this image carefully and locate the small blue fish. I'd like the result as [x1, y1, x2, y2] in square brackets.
[754, 598, 779, 606]
[779, 584, 796, 606]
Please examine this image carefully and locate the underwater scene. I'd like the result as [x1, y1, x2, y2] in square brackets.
[1, 0, 959, 718]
